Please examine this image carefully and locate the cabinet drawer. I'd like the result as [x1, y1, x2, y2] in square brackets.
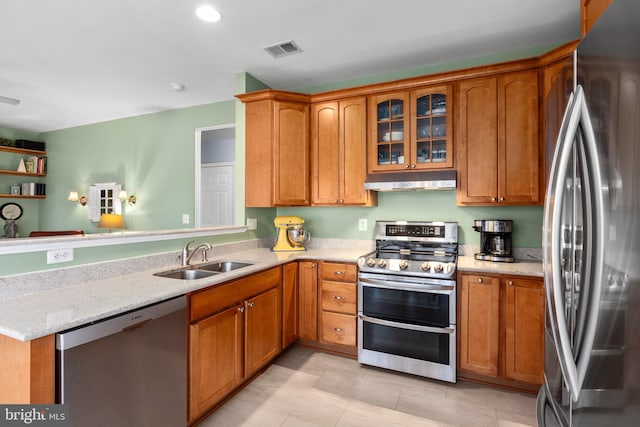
[321, 262, 357, 283]
[190, 267, 282, 322]
[320, 281, 356, 314]
[320, 312, 356, 347]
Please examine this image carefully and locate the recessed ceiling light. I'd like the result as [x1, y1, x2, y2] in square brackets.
[196, 5, 222, 22]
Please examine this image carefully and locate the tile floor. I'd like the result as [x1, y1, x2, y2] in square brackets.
[200, 346, 538, 427]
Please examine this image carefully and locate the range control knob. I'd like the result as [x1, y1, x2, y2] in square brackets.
[445, 263, 453, 273]
[399, 260, 409, 270]
[377, 259, 387, 268]
[366, 258, 376, 267]
[434, 263, 444, 273]
[420, 262, 431, 271]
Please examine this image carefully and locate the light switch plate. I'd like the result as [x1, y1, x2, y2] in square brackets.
[247, 218, 257, 230]
[182, 214, 190, 224]
[358, 218, 367, 231]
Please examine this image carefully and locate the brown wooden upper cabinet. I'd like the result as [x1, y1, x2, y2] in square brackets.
[237, 90, 310, 207]
[311, 97, 376, 206]
[367, 85, 453, 173]
[456, 70, 541, 206]
[582, 0, 612, 36]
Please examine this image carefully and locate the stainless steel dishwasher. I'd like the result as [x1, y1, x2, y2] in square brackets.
[56, 296, 187, 427]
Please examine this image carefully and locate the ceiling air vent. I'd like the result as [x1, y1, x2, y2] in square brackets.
[264, 40, 303, 58]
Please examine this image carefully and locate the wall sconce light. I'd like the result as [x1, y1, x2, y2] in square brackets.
[68, 191, 88, 206]
[118, 190, 137, 206]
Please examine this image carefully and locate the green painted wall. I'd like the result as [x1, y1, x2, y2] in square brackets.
[277, 192, 543, 248]
[39, 101, 236, 233]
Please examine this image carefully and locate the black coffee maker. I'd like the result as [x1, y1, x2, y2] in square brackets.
[472, 220, 514, 262]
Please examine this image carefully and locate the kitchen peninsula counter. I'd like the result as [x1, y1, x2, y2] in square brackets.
[0, 243, 370, 342]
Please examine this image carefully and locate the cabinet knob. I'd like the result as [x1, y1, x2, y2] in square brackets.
[491, 197, 497, 202]
[411, 164, 416, 169]
[312, 263, 317, 268]
[247, 301, 255, 308]
[333, 199, 338, 203]
[405, 164, 410, 169]
[333, 328, 344, 333]
[500, 197, 505, 202]
[238, 306, 245, 313]
[333, 295, 345, 300]
[334, 271, 345, 276]
[508, 280, 514, 286]
[339, 199, 344, 203]
[478, 277, 484, 283]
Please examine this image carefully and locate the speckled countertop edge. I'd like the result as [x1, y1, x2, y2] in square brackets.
[0, 240, 542, 341]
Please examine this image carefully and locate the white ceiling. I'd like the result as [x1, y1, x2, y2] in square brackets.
[0, 0, 580, 133]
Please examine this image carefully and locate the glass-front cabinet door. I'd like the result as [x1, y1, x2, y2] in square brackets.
[368, 92, 410, 172]
[411, 85, 453, 169]
[367, 86, 452, 173]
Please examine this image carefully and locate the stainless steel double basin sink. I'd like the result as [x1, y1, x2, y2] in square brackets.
[154, 261, 254, 280]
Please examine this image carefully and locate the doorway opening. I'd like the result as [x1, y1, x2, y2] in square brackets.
[195, 125, 235, 227]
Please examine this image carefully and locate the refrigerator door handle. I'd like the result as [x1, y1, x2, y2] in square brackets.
[545, 86, 607, 403]
[573, 86, 607, 398]
[546, 88, 581, 401]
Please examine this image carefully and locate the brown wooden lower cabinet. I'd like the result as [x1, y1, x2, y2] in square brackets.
[318, 262, 357, 349]
[0, 334, 55, 404]
[298, 260, 319, 341]
[188, 266, 282, 423]
[282, 262, 299, 348]
[189, 303, 244, 420]
[457, 272, 544, 390]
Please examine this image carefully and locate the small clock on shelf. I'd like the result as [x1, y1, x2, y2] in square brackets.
[1, 202, 23, 238]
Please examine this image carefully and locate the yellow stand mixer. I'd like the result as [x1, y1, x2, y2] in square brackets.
[272, 216, 310, 251]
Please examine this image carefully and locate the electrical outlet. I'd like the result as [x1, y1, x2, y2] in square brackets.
[182, 214, 190, 224]
[246, 218, 257, 230]
[47, 248, 74, 264]
[358, 218, 367, 231]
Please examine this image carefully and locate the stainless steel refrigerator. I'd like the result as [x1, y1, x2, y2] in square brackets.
[537, 0, 640, 425]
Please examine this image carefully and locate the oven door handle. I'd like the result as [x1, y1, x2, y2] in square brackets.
[358, 277, 454, 293]
[358, 314, 455, 335]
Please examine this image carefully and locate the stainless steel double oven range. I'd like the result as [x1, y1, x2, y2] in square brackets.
[357, 220, 458, 383]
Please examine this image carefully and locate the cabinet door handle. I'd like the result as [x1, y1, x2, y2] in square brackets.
[333, 271, 345, 275]
[333, 328, 344, 333]
[333, 295, 345, 300]
[478, 277, 484, 283]
[247, 301, 255, 308]
[238, 306, 245, 313]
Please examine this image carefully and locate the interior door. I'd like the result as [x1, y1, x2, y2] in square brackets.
[200, 163, 233, 226]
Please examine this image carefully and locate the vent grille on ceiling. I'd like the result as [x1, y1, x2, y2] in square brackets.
[264, 40, 303, 58]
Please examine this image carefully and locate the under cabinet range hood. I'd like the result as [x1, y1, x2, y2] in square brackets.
[364, 170, 457, 191]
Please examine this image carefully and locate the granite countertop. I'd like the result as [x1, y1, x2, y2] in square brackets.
[458, 255, 543, 277]
[0, 247, 367, 342]
[0, 242, 543, 342]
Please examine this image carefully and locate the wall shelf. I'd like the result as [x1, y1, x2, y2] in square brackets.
[0, 146, 46, 156]
[0, 170, 46, 177]
[0, 194, 46, 199]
